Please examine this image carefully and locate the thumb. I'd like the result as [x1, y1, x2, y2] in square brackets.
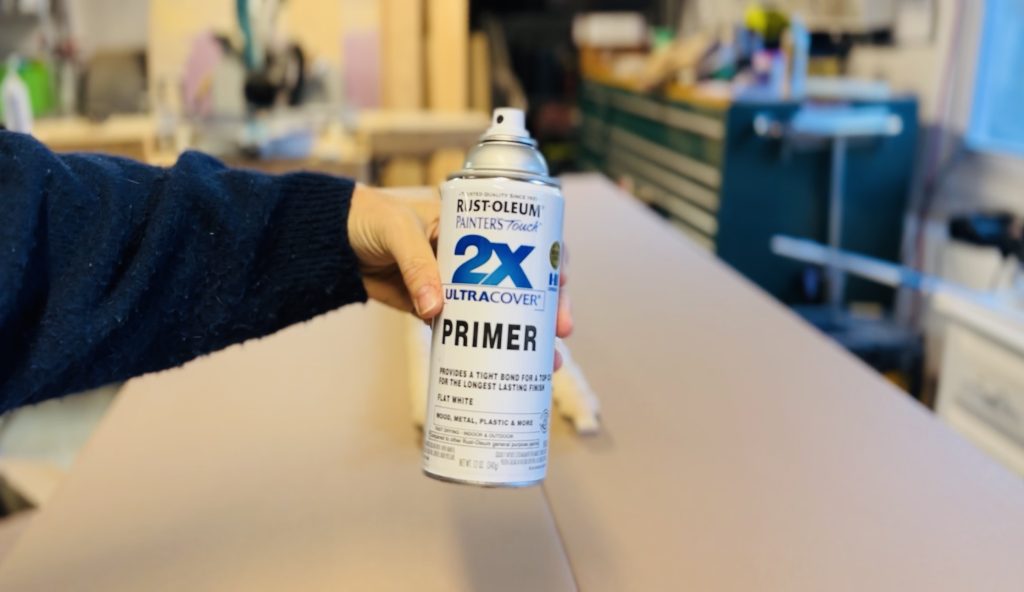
[387, 212, 443, 319]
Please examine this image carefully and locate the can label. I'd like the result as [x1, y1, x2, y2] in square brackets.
[423, 176, 564, 485]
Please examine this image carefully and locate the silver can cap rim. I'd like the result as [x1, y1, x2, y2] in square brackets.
[447, 170, 561, 188]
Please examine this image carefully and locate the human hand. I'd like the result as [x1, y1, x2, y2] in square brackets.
[553, 247, 573, 370]
[348, 185, 443, 318]
[347, 185, 573, 368]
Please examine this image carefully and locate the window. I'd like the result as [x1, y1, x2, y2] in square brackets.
[968, 0, 1024, 157]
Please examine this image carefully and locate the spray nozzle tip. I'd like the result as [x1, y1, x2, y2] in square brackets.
[485, 108, 530, 140]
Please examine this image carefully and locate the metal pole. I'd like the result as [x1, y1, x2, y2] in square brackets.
[828, 136, 847, 313]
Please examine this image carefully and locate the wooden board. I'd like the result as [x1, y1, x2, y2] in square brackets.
[380, 0, 424, 109]
[381, 156, 427, 187]
[426, 0, 468, 111]
[31, 115, 155, 161]
[357, 109, 487, 157]
[469, 32, 491, 114]
[427, 148, 465, 186]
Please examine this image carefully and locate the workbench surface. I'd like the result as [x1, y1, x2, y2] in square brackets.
[1, 174, 1022, 591]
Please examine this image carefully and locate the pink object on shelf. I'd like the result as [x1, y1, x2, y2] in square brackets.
[343, 30, 380, 109]
[181, 32, 224, 117]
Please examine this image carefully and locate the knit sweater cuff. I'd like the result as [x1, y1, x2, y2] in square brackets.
[266, 172, 368, 325]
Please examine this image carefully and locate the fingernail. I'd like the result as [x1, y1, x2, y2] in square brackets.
[415, 286, 440, 317]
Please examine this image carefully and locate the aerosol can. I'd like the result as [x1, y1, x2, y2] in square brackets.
[423, 108, 564, 487]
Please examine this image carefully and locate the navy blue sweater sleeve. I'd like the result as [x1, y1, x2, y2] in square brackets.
[0, 131, 367, 412]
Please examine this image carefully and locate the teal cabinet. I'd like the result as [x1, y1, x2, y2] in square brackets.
[580, 81, 917, 309]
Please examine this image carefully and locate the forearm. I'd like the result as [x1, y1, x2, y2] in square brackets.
[0, 132, 366, 411]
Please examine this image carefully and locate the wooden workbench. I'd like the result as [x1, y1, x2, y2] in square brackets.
[29, 110, 488, 184]
[32, 115, 157, 161]
[1, 175, 1022, 590]
[30, 116, 372, 181]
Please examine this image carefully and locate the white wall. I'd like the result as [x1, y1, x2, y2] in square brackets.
[846, 0, 982, 125]
[68, 0, 149, 56]
[144, 0, 376, 111]
[35, 0, 380, 113]
[70, 0, 378, 64]
[851, 1, 1024, 391]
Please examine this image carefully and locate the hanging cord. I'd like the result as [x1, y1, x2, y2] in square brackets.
[908, 0, 968, 325]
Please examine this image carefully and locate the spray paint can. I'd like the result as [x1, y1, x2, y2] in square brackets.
[423, 108, 564, 487]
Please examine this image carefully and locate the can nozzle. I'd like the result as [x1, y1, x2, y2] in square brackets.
[484, 108, 531, 141]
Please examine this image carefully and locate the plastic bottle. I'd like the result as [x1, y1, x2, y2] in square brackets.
[2, 55, 33, 133]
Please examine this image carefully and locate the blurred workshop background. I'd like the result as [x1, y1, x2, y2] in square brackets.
[2, 0, 1024, 528]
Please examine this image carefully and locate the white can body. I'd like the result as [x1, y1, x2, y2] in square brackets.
[423, 176, 564, 486]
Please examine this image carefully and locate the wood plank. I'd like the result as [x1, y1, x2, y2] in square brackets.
[32, 115, 155, 161]
[427, 148, 465, 186]
[426, 0, 468, 111]
[357, 109, 487, 157]
[380, 0, 424, 109]
[381, 156, 427, 187]
[469, 32, 491, 114]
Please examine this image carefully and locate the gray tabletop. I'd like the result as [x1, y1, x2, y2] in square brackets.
[1, 174, 1022, 591]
